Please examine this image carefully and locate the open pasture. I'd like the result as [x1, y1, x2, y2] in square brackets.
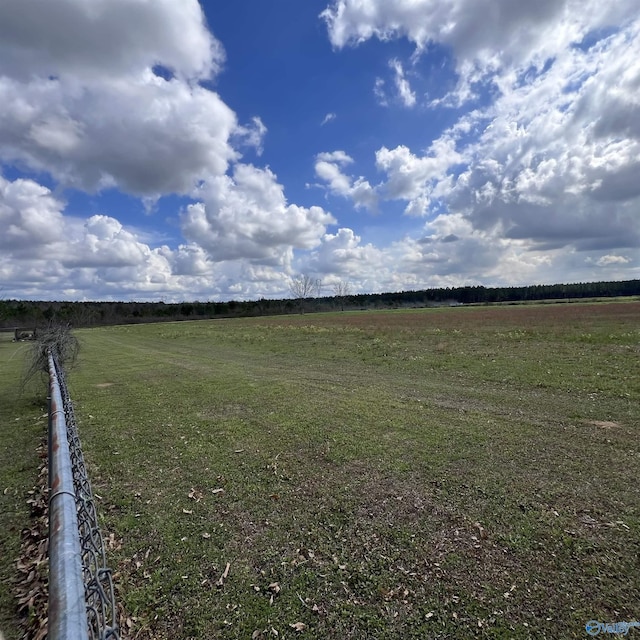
[1, 302, 639, 638]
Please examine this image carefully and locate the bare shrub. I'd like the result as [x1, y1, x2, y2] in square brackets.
[21, 323, 80, 391]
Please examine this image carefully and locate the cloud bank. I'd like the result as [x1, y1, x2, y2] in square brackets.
[0, 0, 637, 301]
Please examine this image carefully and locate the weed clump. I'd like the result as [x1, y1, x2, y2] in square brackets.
[22, 324, 80, 390]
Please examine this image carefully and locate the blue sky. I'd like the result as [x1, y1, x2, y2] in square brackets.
[0, 0, 638, 301]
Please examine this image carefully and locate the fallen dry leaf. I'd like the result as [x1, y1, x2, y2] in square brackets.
[474, 521, 488, 540]
[268, 582, 281, 605]
[216, 562, 231, 588]
[15, 440, 49, 640]
[289, 622, 307, 633]
[182, 508, 193, 515]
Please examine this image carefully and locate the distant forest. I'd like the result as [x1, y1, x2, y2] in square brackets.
[1, 279, 639, 330]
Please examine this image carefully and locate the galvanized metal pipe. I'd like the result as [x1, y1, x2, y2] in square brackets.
[48, 351, 89, 640]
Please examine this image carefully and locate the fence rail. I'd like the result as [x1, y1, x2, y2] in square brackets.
[48, 349, 120, 640]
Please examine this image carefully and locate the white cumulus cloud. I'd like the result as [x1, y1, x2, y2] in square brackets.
[0, 0, 249, 198]
[0, 1, 339, 300]
[0, 0, 222, 82]
[375, 137, 462, 215]
[321, 1, 640, 259]
[595, 255, 631, 267]
[182, 164, 336, 266]
[0, 174, 65, 255]
[315, 151, 379, 212]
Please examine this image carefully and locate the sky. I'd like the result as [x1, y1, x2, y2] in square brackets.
[0, 0, 639, 302]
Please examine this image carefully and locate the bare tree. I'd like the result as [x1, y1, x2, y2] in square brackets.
[332, 280, 352, 311]
[289, 274, 321, 299]
[289, 275, 321, 313]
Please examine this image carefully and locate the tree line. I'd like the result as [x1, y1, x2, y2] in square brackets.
[1, 279, 639, 330]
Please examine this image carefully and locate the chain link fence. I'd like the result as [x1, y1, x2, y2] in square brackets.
[49, 348, 120, 640]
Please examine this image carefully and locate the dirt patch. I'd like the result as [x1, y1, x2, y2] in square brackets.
[587, 420, 620, 429]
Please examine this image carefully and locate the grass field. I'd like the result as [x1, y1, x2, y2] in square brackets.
[0, 331, 49, 640]
[1, 302, 639, 639]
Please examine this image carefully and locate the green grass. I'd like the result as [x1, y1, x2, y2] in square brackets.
[0, 333, 49, 640]
[1, 303, 639, 639]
